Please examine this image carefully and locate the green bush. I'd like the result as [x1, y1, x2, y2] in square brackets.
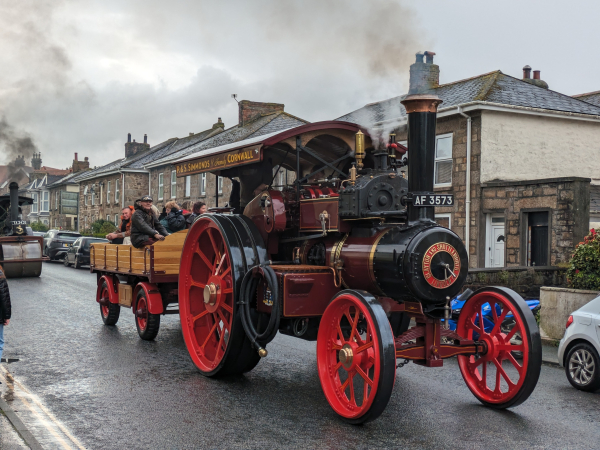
[566, 228, 600, 290]
[30, 221, 49, 232]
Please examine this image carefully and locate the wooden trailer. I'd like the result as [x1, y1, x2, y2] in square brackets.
[90, 230, 187, 340]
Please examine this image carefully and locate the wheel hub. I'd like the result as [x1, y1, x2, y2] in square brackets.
[204, 282, 218, 305]
[339, 344, 354, 369]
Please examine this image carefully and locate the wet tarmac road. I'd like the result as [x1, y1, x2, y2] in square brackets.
[1, 262, 600, 449]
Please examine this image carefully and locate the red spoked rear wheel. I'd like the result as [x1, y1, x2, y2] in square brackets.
[317, 291, 396, 424]
[457, 287, 541, 408]
[97, 279, 120, 326]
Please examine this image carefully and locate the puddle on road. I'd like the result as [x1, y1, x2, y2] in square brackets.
[0, 365, 86, 450]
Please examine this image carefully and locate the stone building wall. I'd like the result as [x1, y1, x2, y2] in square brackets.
[78, 172, 149, 230]
[480, 177, 590, 266]
[395, 113, 483, 267]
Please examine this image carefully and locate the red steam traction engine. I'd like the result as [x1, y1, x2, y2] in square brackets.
[175, 94, 542, 424]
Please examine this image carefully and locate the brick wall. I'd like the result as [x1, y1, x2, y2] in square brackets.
[480, 177, 590, 266]
[78, 172, 149, 230]
[395, 113, 482, 266]
[465, 267, 567, 299]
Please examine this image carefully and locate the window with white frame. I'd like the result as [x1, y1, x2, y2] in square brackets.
[434, 134, 453, 186]
[106, 214, 110, 222]
[91, 187, 95, 205]
[42, 191, 49, 212]
[84, 186, 88, 206]
[200, 173, 206, 196]
[54, 219, 58, 227]
[218, 176, 223, 194]
[435, 213, 451, 229]
[107, 181, 111, 203]
[114, 214, 119, 226]
[84, 216, 87, 229]
[185, 175, 191, 197]
[158, 173, 164, 200]
[171, 170, 177, 198]
[31, 192, 38, 213]
[115, 179, 120, 203]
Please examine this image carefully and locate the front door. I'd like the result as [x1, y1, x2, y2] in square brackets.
[485, 214, 505, 268]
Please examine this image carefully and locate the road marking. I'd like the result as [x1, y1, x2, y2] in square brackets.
[0, 366, 87, 450]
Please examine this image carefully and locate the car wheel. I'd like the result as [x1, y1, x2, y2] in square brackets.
[74, 256, 82, 270]
[63, 258, 71, 267]
[565, 342, 600, 392]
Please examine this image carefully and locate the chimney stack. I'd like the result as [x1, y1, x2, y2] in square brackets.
[408, 51, 440, 95]
[213, 117, 225, 129]
[522, 65, 548, 89]
[124, 135, 150, 158]
[238, 101, 284, 126]
[31, 152, 42, 170]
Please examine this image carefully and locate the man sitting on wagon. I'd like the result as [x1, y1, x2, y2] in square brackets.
[131, 196, 169, 248]
[106, 206, 133, 244]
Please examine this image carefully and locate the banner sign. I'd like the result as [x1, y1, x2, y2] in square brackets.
[60, 191, 79, 215]
[176, 145, 262, 177]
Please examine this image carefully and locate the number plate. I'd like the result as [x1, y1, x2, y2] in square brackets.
[412, 194, 454, 206]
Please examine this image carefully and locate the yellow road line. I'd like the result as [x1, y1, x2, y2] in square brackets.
[0, 366, 87, 450]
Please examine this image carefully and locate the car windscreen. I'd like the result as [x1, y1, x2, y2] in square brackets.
[57, 233, 81, 240]
[83, 239, 108, 249]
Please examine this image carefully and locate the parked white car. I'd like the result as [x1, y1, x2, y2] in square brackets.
[558, 295, 600, 392]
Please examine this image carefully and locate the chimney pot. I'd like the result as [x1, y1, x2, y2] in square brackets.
[144, 134, 147, 144]
[127, 133, 131, 143]
[523, 65, 531, 79]
[74, 152, 78, 161]
[533, 70, 541, 80]
[424, 51, 436, 64]
[415, 52, 424, 63]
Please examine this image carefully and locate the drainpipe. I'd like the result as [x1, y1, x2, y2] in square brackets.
[122, 172, 125, 207]
[457, 106, 471, 263]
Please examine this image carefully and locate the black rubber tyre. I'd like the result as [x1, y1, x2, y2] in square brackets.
[317, 290, 397, 425]
[63, 257, 71, 267]
[99, 280, 120, 326]
[565, 342, 600, 392]
[179, 214, 265, 377]
[73, 256, 82, 270]
[135, 289, 160, 341]
[457, 287, 542, 409]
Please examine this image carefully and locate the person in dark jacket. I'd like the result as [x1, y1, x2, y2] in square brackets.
[161, 201, 186, 233]
[186, 201, 207, 227]
[130, 196, 169, 248]
[0, 264, 11, 363]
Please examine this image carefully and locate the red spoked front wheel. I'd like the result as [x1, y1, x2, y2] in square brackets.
[317, 291, 396, 424]
[457, 287, 541, 408]
[179, 218, 235, 375]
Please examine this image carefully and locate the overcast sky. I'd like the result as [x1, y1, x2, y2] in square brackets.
[1, 0, 598, 169]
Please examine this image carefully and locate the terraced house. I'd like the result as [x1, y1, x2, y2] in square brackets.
[144, 101, 306, 211]
[339, 51, 600, 270]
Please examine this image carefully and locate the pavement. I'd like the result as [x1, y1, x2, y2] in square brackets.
[0, 262, 598, 449]
[541, 342, 560, 366]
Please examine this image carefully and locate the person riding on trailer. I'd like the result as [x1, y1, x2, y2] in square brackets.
[130, 196, 169, 248]
[106, 206, 133, 244]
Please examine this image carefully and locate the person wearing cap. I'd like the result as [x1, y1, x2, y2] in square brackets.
[131, 195, 169, 248]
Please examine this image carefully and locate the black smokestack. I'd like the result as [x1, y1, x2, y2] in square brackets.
[9, 182, 19, 222]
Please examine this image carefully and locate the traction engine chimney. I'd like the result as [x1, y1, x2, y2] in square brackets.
[9, 182, 19, 223]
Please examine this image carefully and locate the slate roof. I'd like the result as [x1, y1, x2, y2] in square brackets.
[146, 112, 308, 168]
[338, 71, 600, 126]
[573, 91, 600, 108]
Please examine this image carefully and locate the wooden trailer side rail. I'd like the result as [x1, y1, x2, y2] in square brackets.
[90, 230, 187, 283]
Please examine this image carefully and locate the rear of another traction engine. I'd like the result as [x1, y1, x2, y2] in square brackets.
[178, 95, 542, 424]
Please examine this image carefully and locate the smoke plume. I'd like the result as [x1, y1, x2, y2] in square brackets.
[0, 0, 431, 169]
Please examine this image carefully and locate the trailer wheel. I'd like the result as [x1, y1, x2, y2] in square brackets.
[135, 290, 160, 341]
[98, 280, 120, 326]
[317, 290, 396, 424]
[179, 215, 265, 377]
[457, 287, 542, 409]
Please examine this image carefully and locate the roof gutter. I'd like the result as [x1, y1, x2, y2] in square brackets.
[77, 168, 149, 181]
[457, 106, 471, 264]
[370, 101, 600, 129]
